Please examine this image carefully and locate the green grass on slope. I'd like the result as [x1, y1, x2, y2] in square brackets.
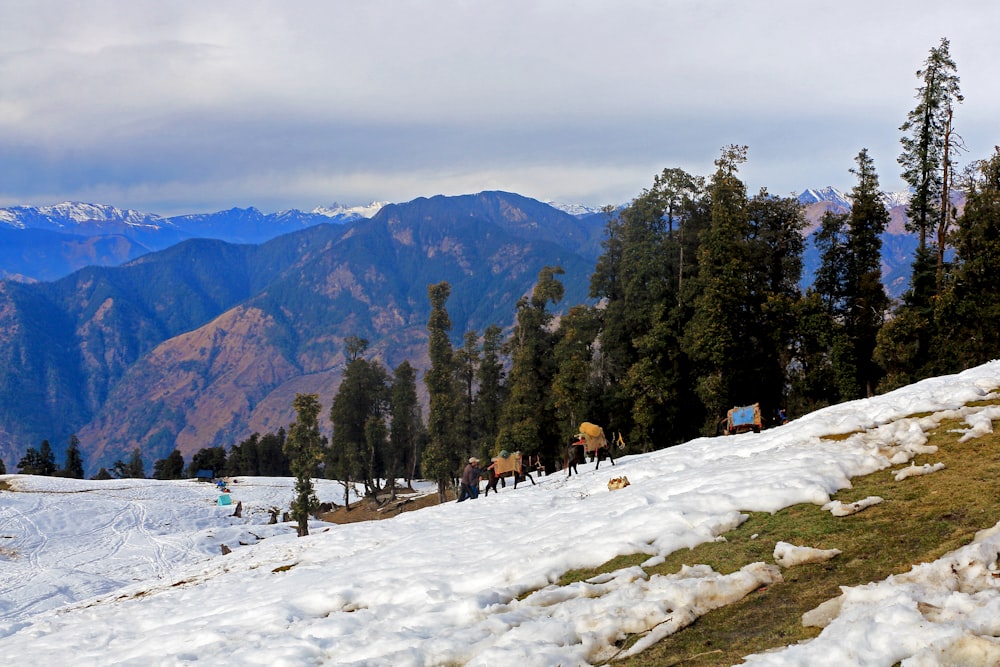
[557, 401, 1000, 666]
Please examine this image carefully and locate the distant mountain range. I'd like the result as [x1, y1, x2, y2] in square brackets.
[0, 201, 382, 282]
[0, 187, 927, 474]
[0, 186, 917, 287]
[0, 192, 602, 475]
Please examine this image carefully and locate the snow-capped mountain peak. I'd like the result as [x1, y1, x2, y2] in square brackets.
[798, 187, 912, 211]
[881, 191, 911, 208]
[39, 201, 162, 225]
[0, 201, 165, 231]
[544, 201, 605, 217]
[798, 187, 852, 208]
[311, 201, 387, 219]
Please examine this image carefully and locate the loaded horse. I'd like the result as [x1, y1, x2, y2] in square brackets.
[565, 421, 617, 477]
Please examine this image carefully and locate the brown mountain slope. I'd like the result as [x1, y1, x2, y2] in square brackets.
[62, 195, 596, 473]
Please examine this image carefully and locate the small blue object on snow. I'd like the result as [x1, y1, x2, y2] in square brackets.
[217, 494, 232, 506]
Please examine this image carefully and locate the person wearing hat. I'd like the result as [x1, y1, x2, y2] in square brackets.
[457, 456, 481, 502]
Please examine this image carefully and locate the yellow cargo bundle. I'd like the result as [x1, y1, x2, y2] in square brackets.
[577, 422, 607, 454]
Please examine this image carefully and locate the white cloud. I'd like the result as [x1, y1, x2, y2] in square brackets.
[0, 0, 997, 212]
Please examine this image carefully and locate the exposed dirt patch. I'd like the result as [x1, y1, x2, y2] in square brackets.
[318, 487, 454, 524]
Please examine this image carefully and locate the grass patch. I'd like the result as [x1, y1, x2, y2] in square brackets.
[565, 405, 1000, 666]
[0, 480, 12, 492]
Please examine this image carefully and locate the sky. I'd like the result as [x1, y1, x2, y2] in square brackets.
[0, 1, 998, 217]
[3, 361, 1000, 665]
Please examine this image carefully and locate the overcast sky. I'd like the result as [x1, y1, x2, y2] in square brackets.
[1, 1, 997, 216]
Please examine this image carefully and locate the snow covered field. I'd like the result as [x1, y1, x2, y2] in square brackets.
[3, 361, 1000, 665]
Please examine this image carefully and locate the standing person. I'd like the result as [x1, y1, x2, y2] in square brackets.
[457, 457, 481, 502]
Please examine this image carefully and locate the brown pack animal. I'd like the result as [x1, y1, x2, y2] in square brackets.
[565, 437, 587, 478]
[483, 451, 538, 496]
[566, 422, 617, 477]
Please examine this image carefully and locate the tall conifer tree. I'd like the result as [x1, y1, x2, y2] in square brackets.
[38, 440, 57, 476]
[454, 331, 480, 457]
[423, 282, 459, 501]
[63, 434, 85, 479]
[389, 360, 422, 492]
[329, 337, 390, 501]
[683, 145, 752, 425]
[930, 147, 1000, 368]
[589, 168, 705, 447]
[285, 393, 324, 537]
[551, 305, 602, 438]
[898, 37, 962, 275]
[499, 266, 564, 469]
[473, 324, 506, 455]
[816, 149, 890, 397]
[844, 150, 891, 395]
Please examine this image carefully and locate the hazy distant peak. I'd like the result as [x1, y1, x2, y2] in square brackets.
[544, 201, 604, 217]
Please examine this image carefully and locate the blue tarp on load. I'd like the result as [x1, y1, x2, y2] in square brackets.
[730, 405, 757, 426]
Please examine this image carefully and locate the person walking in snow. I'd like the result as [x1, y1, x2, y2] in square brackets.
[457, 457, 481, 502]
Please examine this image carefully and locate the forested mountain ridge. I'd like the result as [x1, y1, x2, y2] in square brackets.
[0, 192, 599, 474]
[0, 185, 958, 475]
[0, 188, 923, 295]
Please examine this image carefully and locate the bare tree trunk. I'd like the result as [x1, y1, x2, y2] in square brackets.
[937, 106, 954, 286]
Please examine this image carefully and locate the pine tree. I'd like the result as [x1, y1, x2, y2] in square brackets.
[63, 434, 85, 479]
[473, 324, 506, 455]
[814, 149, 890, 397]
[127, 448, 146, 478]
[889, 38, 962, 385]
[930, 147, 1000, 368]
[153, 449, 186, 480]
[454, 331, 480, 457]
[19, 441, 58, 476]
[590, 167, 709, 448]
[786, 291, 839, 414]
[682, 145, 752, 426]
[811, 208, 855, 398]
[186, 447, 227, 479]
[498, 266, 565, 468]
[389, 360, 422, 492]
[898, 37, 962, 274]
[258, 429, 289, 476]
[843, 150, 891, 395]
[39, 440, 57, 476]
[225, 434, 260, 476]
[423, 282, 459, 501]
[551, 305, 602, 440]
[328, 337, 391, 504]
[284, 393, 325, 537]
[744, 189, 808, 416]
[17, 447, 43, 475]
[112, 448, 146, 479]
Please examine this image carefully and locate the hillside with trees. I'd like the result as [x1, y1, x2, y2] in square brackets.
[299, 39, 997, 497]
[2, 38, 997, 489]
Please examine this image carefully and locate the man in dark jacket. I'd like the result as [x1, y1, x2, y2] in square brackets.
[457, 457, 481, 502]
